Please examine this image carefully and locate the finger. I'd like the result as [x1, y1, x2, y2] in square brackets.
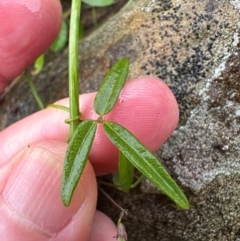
[0, 0, 62, 92]
[0, 140, 97, 241]
[0, 77, 179, 174]
[88, 211, 117, 241]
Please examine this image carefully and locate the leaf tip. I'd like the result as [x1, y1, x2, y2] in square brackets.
[176, 195, 189, 210]
[61, 187, 71, 207]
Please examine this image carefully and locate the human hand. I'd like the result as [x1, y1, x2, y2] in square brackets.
[0, 0, 62, 92]
[0, 1, 179, 240]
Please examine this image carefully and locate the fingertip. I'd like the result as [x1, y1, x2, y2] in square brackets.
[88, 211, 117, 241]
[134, 75, 179, 136]
[0, 0, 62, 87]
[133, 76, 179, 144]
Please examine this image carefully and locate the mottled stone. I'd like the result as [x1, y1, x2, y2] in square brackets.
[0, 0, 240, 240]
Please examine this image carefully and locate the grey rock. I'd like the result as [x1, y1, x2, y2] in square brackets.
[0, 0, 240, 240]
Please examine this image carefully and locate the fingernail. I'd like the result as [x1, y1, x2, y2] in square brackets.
[2, 146, 86, 235]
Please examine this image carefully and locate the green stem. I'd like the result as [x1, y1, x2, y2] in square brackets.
[97, 180, 121, 188]
[48, 104, 70, 112]
[69, 0, 81, 138]
[26, 69, 44, 110]
[131, 174, 145, 189]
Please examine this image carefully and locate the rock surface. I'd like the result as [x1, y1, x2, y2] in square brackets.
[0, 0, 240, 240]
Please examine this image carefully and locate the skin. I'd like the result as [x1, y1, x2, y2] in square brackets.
[0, 0, 179, 240]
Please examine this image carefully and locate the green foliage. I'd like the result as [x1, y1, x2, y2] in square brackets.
[82, 0, 115, 7]
[103, 121, 189, 210]
[61, 120, 97, 206]
[33, 54, 44, 75]
[50, 20, 68, 52]
[118, 151, 134, 192]
[94, 58, 129, 115]
[27, 0, 189, 236]
[25, 69, 44, 109]
[61, 55, 189, 210]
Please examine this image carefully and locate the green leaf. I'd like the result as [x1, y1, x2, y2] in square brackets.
[33, 54, 44, 75]
[118, 151, 134, 192]
[94, 58, 129, 115]
[50, 20, 68, 52]
[103, 121, 189, 210]
[61, 120, 97, 206]
[82, 0, 115, 7]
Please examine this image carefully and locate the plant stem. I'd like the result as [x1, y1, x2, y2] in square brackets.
[48, 104, 70, 112]
[131, 174, 145, 189]
[69, 0, 81, 138]
[26, 69, 44, 110]
[98, 186, 128, 214]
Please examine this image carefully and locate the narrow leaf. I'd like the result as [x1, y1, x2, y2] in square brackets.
[103, 121, 189, 210]
[33, 54, 44, 75]
[61, 120, 97, 206]
[82, 0, 115, 7]
[50, 20, 68, 52]
[118, 151, 134, 192]
[94, 58, 129, 115]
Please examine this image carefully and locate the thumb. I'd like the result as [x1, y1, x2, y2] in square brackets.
[0, 140, 97, 241]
